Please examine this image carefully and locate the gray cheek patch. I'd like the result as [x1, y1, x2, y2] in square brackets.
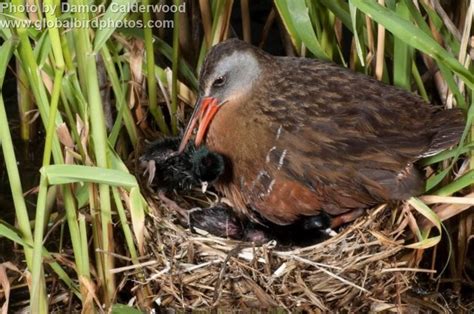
[205, 51, 261, 98]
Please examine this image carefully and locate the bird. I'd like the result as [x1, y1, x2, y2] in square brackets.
[186, 203, 331, 245]
[177, 38, 465, 232]
[140, 137, 225, 192]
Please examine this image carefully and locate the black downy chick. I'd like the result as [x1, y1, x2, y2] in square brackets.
[187, 203, 331, 246]
[140, 137, 225, 192]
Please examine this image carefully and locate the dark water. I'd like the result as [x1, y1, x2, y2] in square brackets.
[0, 67, 43, 261]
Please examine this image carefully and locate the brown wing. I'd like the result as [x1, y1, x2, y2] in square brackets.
[245, 57, 463, 224]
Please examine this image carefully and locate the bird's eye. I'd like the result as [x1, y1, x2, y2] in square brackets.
[212, 76, 226, 88]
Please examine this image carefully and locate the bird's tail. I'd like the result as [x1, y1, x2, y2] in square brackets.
[421, 108, 465, 158]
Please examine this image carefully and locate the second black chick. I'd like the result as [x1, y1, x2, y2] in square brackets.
[140, 137, 225, 192]
[186, 203, 331, 246]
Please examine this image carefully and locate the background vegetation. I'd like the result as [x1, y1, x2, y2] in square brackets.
[0, 0, 472, 311]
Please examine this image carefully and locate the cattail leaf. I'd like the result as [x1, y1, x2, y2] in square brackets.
[41, 165, 138, 187]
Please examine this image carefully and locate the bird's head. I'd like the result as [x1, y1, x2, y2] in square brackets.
[178, 39, 265, 153]
[191, 147, 225, 184]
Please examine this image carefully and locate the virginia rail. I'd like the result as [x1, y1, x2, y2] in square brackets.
[178, 39, 464, 231]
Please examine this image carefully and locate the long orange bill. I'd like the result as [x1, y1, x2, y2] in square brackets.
[178, 97, 219, 153]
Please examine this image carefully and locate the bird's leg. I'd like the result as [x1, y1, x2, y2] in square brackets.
[157, 191, 189, 222]
[330, 208, 365, 228]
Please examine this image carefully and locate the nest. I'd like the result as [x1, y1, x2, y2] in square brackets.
[137, 189, 425, 312]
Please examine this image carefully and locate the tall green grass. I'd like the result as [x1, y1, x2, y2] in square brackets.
[0, 0, 471, 311]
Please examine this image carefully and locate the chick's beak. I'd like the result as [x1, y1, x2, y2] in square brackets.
[178, 97, 220, 153]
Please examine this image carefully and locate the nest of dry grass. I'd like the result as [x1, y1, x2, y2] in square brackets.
[135, 188, 429, 312]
